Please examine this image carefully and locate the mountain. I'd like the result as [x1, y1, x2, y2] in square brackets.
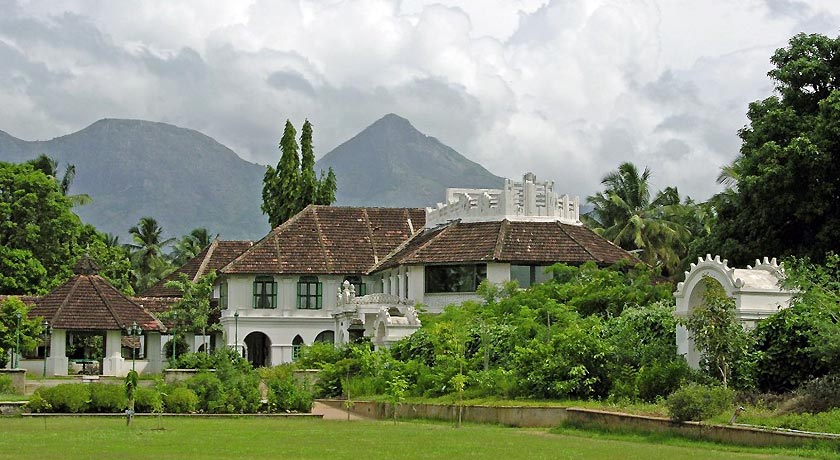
[0, 114, 502, 241]
[0, 119, 269, 241]
[316, 114, 503, 207]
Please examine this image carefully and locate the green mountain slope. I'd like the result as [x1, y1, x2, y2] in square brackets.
[0, 119, 269, 240]
[316, 114, 503, 207]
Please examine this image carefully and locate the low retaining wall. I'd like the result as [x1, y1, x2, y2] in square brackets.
[0, 369, 26, 394]
[319, 399, 838, 447]
[0, 401, 26, 415]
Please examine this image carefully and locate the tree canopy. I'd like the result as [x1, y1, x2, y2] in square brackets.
[700, 33, 840, 265]
[262, 119, 337, 227]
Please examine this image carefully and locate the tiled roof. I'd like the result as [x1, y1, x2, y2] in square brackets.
[132, 297, 179, 329]
[141, 240, 253, 297]
[221, 205, 425, 275]
[29, 257, 165, 331]
[375, 219, 637, 270]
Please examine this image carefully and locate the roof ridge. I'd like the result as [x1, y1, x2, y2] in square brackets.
[89, 275, 126, 329]
[311, 207, 331, 272]
[220, 206, 309, 273]
[52, 276, 83, 324]
[193, 239, 219, 282]
[494, 220, 509, 260]
[362, 208, 378, 264]
[556, 221, 597, 261]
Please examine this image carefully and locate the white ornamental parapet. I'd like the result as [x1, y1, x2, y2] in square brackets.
[425, 172, 580, 228]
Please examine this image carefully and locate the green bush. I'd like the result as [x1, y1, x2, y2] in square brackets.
[174, 352, 215, 370]
[0, 374, 14, 394]
[665, 383, 734, 422]
[164, 387, 199, 413]
[296, 342, 343, 369]
[26, 393, 51, 413]
[636, 359, 690, 402]
[185, 372, 225, 413]
[89, 384, 127, 413]
[134, 387, 162, 413]
[790, 373, 840, 414]
[263, 365, 313, 412]
[38, 384, 91, 413]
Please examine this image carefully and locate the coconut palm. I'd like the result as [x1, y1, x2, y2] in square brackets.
[127, 217, 174, 281]
[584, 162, 689, 275]
[26, 154, 92, 206]
[171, 228, 214, 266]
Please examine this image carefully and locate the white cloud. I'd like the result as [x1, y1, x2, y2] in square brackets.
[1, 0, 839, 201]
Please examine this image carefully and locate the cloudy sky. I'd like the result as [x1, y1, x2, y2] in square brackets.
[1, 0, 838, 200]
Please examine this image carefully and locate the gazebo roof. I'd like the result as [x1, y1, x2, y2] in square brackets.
[29, 257, 165, 332]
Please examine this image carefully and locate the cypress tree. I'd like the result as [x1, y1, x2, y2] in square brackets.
[299, 119, 318, 208]
[316, 167, 337, 205]
[262, 120, 300, 227]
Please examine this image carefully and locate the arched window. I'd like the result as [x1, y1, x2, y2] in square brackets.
[292, 335, 305, 360]
[297, 276, 322, 309]
[314, 330, 335, 344]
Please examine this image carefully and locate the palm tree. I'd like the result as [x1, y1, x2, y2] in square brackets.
[26, 154, 92, 206]
[583, 162, 689, 275]
[127, 217, 174, 281]
[171, 228, 214, 266]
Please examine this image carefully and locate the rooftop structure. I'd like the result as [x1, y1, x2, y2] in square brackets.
[425, 172, 580, 229]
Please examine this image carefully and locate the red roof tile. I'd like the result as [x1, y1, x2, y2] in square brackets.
[141, 240, 253, 297]
[221, 206, 425, 275]
[375, 219, 637, 269]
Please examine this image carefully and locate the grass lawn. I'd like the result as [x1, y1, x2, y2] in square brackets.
[0, 416, 831, 460]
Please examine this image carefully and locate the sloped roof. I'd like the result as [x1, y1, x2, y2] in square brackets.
[221, 205, 425, 275]
[141, 240, 253, 297]
[374, 220, 637, 270]
[29, 257, 165, 331]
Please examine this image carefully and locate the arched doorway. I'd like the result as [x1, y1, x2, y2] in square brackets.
[244, 332, 271, 368]
[314, 330, 335, 344]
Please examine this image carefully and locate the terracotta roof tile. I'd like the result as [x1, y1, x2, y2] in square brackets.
[29, 257, 165, 331]
[222, 206, 425, 275]
[375, 219, 637, 270]
[141, 240, 253, 297]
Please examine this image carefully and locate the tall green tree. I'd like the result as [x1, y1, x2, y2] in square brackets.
[0, 161, 87, 293]
[0, 297, 45, 368]
[25, 154, 92, 206]
[262, 119, 337, 227]
[127, 217, 174, 291]
[164, 272, 218, 355]
[700, 33, 840, 265]
[583, 162, 689, 275]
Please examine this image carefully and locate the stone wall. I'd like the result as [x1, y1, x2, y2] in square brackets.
[0, 369, 26, 394]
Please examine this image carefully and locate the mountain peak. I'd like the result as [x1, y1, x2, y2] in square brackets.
[369, 113, 415, 131]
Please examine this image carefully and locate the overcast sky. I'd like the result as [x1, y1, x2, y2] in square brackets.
[1, 0, 838, 200]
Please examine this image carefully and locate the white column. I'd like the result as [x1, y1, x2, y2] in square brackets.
[183, 332, 196, 352]
[46, 329, 69, 376]
[145, 332, 162, 374]
[407, 266, 424, 304]
[101, 330, 125, 376]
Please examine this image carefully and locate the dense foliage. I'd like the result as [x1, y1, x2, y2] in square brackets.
[700, 33, 840, 265]
[0, 297, 45, 368]
[262, 119, 337, 227]
[665, 383, 734, 422]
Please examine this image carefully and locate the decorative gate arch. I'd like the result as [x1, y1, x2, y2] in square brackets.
[674, 255, 793, 368]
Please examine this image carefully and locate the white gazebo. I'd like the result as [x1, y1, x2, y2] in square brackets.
[674, 255, 794, 368]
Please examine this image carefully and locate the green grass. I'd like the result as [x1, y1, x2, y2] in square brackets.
[0, 393, 28, 401]
[365, 395, 668, 416]
[0, 417, 832, 460]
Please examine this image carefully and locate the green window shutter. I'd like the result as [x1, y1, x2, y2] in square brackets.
[271, 281, 277, 308]
[297, 281, 303, 308]
[252, 279, 258, 308]
[316, 282, 323, 308]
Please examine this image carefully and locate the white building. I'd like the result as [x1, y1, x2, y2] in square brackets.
[215, 173, 637, 366]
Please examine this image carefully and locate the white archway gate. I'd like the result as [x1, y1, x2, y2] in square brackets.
[674, 255, 794, 368]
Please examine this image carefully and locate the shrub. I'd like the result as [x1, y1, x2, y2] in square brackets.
[787, 373, 840, 414]
[296, 342, 343, 369]
[26, 393, 51, 413]
[174, 352, 215, 370]
[38, 384, 91, 413]
[134, 387, 162, 413]
[164, 387, 198, 413]
[665, 383, 734, 422]
[0, 375, 14, 394]
[637, 359, 690, 402]
[185, 372, 225, 413]
[263, 365, 313, 412]
[89, 384, 127, 413]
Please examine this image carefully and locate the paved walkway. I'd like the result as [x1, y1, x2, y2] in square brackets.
[311, 401, 370, 421]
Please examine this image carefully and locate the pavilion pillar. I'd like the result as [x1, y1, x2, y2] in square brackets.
[183, 332, 196, 352]
[145, 332, 162, 374]
[101, 330, 125, 376]
[46, 329, 69, 376]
